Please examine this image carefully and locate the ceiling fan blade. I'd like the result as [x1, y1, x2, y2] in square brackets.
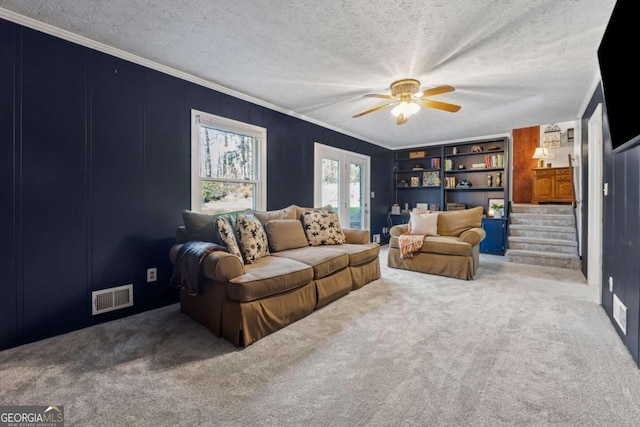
[396, 114, 407, 125]
[363, 94, 394, 99]
[352, 102, 395, 118]
[418, 99, 461, 113]
[420, 85, 455, 98]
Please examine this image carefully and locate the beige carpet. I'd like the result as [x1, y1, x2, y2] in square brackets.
[1, 247, 640, 426]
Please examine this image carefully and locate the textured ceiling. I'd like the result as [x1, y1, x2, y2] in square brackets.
[0, 0, 617, 149]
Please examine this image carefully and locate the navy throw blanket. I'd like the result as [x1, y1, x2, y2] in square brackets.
[170, 241, 228, 295]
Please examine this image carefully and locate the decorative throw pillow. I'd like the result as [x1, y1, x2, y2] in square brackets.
[292, 204, 333, 220]
[301, 209, 346, 246]
[236, 212, 270, 264]
[214, 215, 244, 263]
[182, 210, 220, 243]
[408, 212, 439, 236]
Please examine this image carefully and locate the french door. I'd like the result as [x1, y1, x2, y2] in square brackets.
[314, 143, 370, 230]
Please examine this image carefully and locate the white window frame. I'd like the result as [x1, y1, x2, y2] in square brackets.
[191, 109, 267, 213]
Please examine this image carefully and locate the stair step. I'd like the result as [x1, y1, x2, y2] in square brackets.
[505, 249, 581, 269]
[508, 236, 578, 254]
[508, 224, 577, 241]
[511, 203, 574, 215]
[510, 213, 575, 227]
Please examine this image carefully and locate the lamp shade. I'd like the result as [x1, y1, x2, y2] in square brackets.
[532, 147, 548, 159]
[532, 146, 550, 168]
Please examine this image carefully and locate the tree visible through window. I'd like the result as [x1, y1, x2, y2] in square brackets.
[192, 111, 266, 214]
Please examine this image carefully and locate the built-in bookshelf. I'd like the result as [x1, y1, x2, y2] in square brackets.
[392, 137, 509, 216]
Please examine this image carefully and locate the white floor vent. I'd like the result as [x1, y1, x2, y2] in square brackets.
[613, 293, 627, 335]
[92, 284, 133, 315]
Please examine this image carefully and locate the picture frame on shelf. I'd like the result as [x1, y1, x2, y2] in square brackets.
[410, 176, 420, 187]
[422, 171, 440, 187]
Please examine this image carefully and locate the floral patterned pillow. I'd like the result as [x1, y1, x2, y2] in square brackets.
[214, 215, 244, 264]
[236, 212, 270, 264]
[301, 210, 346, 246]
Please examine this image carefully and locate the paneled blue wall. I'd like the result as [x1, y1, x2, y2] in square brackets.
[582, 84, 640, 366]
[0, 19, 392, 349]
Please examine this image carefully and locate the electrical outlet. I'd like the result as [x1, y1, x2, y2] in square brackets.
[373, 234, 381, 243]
[609, 276, 613, 293]
[147, 267, 157, 283]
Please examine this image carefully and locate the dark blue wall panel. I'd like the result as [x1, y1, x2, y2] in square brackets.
[599, 92, 640, 365]
[0, 20, 17, 349]
[90, 52, 144, 300]
[0, 17, 392, 348]
[20, 28, 89, 342]
[140, 70, 187, 310]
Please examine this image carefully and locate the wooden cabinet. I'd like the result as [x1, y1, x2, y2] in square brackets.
[531, 167, 575, 204]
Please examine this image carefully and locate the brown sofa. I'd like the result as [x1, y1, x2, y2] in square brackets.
[170, 205, 380, 347]
[387, 206, 486, 280]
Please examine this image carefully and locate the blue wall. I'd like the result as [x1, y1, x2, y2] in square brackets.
[581, 84, 640, 366]
[0, 19, 392, 349]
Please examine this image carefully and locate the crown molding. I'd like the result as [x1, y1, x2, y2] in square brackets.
[0, 7, 386, 149]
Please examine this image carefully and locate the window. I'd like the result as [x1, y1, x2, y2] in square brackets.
[191, 110, 266, 214]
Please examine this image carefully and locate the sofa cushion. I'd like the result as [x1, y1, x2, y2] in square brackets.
[390, 235, 471, 257]
[249, 205, 297, 225]
[437, 206, 483, 237]
[301, 209, 346, 246]
[272, 247, 349, 279]
[408, 211, 439, 236]
[228, 256, 314, 302]
[265, 219, 309, 252]
[335, 243, 380, 266]
[215, 215, 244, 263]
[236, 212, 270, 264]
[182, 210, 220, 243]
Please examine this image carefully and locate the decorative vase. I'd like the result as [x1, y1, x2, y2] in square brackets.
[494, 210, 502, 219]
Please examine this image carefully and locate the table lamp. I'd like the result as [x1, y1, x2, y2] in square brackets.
[532, 147, 550, 168]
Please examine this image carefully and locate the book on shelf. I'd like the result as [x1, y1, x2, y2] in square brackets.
[445, 176, 457, 188]
[444, 159, 454, 171]
[484, 154, 504, 168]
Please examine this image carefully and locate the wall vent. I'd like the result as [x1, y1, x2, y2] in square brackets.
[613, 293, 627, 335]
[92, 284, 133, 315]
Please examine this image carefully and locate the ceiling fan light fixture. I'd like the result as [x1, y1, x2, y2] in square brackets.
[391, 101, 420, 118]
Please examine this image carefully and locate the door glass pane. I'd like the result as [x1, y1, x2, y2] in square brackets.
[321, 158, 340, 211]
[201, 181, 254, 215]
[349, 163, 364, 228]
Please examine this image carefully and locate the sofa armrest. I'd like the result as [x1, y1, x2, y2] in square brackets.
[459, 227, 486, 246]
[170, 244, 244, 282]
[343, 228, 370, 244]
[202, 251, 244, 282]
[390, 224, 408, 237]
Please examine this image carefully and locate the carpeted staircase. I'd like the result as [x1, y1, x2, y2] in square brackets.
[506, 203, 581, 269]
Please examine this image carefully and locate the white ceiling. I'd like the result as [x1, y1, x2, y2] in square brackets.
[0, 0, 617, 149]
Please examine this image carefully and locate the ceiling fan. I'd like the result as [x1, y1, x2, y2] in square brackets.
[352, 79, 461, 125]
